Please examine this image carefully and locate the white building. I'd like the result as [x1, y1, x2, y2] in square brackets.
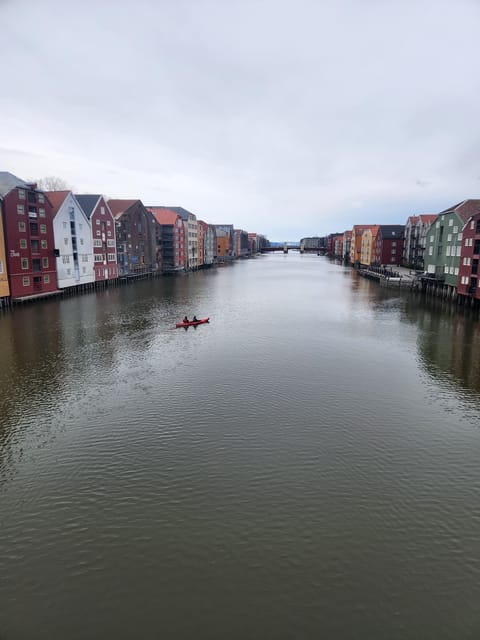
[47, 191, 95, 288]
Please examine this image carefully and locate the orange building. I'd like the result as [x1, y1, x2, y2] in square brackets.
[0, 198, 11, 302]
[349, 224, 374, 264]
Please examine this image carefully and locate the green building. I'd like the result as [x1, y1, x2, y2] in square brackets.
[424, 200, 480, 291]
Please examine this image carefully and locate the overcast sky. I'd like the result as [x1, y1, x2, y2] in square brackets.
[1, 0, 479, 240]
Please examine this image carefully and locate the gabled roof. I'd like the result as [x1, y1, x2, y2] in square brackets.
[44, 190, 70, 215]
[419, 214, 436, 225]
[438, 199, 480, 224]
[146, 206, 182, 225]
[0, 171, 34, 197]
[107, 199, 139, 218]
[406, 215, 419, 225]
[378, 225, 404, 239]
[168, 206, 196, 220]
[75, 194, 101, 219]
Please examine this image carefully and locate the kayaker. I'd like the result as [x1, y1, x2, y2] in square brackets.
[183, 315, 189, 323]
[192, 315, 198, 322]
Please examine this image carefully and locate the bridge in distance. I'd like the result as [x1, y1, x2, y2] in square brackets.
[261, 243, 326, 254]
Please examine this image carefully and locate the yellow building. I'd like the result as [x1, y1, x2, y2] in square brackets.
[350, 225, 373, 264]
[0, 199, 11, 300]
[360, 225, 379, 266]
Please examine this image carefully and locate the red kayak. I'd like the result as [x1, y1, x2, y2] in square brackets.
[175, 317, 210, 328]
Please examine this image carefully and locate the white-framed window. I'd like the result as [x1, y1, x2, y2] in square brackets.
[455, 267, 459, 275]
[107, 220, 111, 226]
[94, 254, 104, 262]
[38, 193, 45, 204]
[453, 226, 458, 233]
[96, 230, 101, 236]
[449, 219, 453, 227]
[20, 239, 27, 249]
[23, 276, 30, 286]
[96, 219, 100, 225]
[471, 221, 475, 230]
[44, 274, 50, 283]
[40, 224, 46, 234]
[21, 258, 29, 270]
[436, 222, 440, 228]
[108, 253, 116, 261]
[101, 206, 105, 215]
[18, 189, 25, 200]
[456, 246, 461, 257]
[94, 239, 102, 247]
[17, 204, 24, 214]
[62, 256, 70, 264]
[107, 239, 115, 247]
[446, 246, 451, 256]
[429, 246, 433, 256]
[107, 230, 111, 236]
[447, 234, 452, 242]
[42, 257, 49, 268]
[67, 268, 71, 276]
[458, 232, 463, 241]
[430, 235, 434, 242]
[64, 238, 69, 245]
[39, 208, 45, 217]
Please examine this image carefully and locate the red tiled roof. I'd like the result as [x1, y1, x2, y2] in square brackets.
[44, 190, 70, 215]
[147, 206, 182, 225]
[439, 200, 480, 223]
[419, 214, 436, 224]
[107, 199, 139, 218]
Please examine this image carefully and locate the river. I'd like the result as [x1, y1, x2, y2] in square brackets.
[1, 253, 479, 639]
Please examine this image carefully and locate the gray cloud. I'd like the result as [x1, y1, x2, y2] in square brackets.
[1, 0, 479, 239]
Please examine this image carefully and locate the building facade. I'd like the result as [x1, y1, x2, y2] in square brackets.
[458, 212, 480, 301]
[108, 200, 158, 276]
[373, 225, 404, 265]
[0, 198, 10, 303]
[0, 172, 57, 299]
[76, 195, 118, 282]
[47, 191, 95, 289]
[403, 214, 437, 269]
[147, 207, 186, 272]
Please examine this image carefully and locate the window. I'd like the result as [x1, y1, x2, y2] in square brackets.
[79, 223, 83, 230]
[17, 204, 25, 214]
[31, 239, 39, 252]
[82, 267, 86, 274]
[458, 232, 463, 241]
[62, 256, 70, 264]
[446, 246, 451, 256]
[457, 246, 461, 257]
[455, 267, 459, 275]
[40, 224, 46, 234]
[107, 239, 115, 247]
[41, 240, 47, 249]
[447, 234, 452, 242]
[107, 220, 111, 226]
[63, 221, 67, 229]
[18, 221, 26, 232]
[20, 239, 27, 249]
[101, 206, 105, 215]
[18, 189, 25, 199]
[474, 240, 480, 254]
[38, 193, 45, 204]
[44, 274, 50, 283]
[0, 259, 3, 274]
[64, 238, 69, 245]
[66, 268, 71, 276]
[107, 230, 111, 236]
[96, 230, 101, 236]
[32, 258, 41, 272]
[94, 239, 102, 247]
[448, 219, 453, 227]
[453, 226, 458, 234]
[94, 254, 104, 262]
[21, 258, 29, 270]
[80, 238, 84, 245]
[39, 208, 45, 217]
[23, 276, 30, 286]
[96, 219, 100, 225]
[429, 246, 433, 256]
[42, 257, 49, 268]
[463, 257, 471, 266]
[108, 253, 116, 261]
[430, 235, 434, 242]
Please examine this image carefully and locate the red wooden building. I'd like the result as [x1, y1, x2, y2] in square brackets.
[76, 194, 119, 281]
[457, 211, 480, 301]
[373, 225, 405, 265]
[0, 172, 57, 299]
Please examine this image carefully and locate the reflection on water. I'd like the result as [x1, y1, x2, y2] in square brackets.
[1, 256, 480, 640]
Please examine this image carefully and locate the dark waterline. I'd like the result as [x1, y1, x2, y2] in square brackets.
[1, 254, 480, 639]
